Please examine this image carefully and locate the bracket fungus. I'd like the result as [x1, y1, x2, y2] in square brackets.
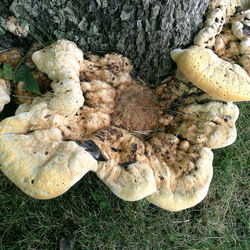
[0, 37, 243, 212]
[171, 0, 250, 102]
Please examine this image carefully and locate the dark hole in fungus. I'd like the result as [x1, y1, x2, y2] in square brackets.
[243, 26, 250, 35]
[76, 140, 106, 161]
[224, 115, 232, 122]
[111, 147, 121, 152]
[131, 144, 137, 154]
[31, 179, 35, 184]
[45, 151, 49, 155]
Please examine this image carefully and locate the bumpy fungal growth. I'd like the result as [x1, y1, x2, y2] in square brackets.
[32, 40, 84, 115]
[171, 46, 250, 101]
[194, 0, 236, 48]
[147, 144, 213, 212]
[213, 9, 250, 74]
[169, 102, 239, 149]
[5, 16, 29, 37]
[0, 78, 11, 112]
[0, 40, 241, 211]
[194, 0, 250, 48]
[32, 40, 83, 82]
[0, 48, 23, 112]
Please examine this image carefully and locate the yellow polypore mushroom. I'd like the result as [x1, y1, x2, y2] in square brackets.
[0, 40, 242, 211]
[171, 46, 250, 101]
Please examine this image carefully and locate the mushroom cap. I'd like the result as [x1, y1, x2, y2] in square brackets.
[0, 128, 97, 199]
[146, 146, 213, 212]
[171, 46, 250, 101]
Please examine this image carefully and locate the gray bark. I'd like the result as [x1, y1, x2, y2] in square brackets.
[0, 0, 210, 85]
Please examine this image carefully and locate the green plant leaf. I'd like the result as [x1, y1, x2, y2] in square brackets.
[15, 64, 41, 94]
[3, 63, 13, 74]
[0, 63, 15, 80]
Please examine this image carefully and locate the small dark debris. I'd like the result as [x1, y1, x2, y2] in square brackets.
[67, 126, 71, 130]
[45, 151, 49, 155]
[76, 140, 106, 161]
[44, 114, 52, 118]
[59, 236, 75, 250]
[119, 161, 136, 169]
[31, 179, 35, 184]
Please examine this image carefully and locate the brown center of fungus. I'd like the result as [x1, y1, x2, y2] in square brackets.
[111, 80, 163, 134]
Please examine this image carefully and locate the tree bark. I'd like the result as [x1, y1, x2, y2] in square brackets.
[0, 0, 210, 85]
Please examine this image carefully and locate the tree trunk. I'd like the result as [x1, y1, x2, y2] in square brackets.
[0, 0, 210, 85]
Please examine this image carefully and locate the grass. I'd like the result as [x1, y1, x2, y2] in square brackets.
[0, 102, 249, 249]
